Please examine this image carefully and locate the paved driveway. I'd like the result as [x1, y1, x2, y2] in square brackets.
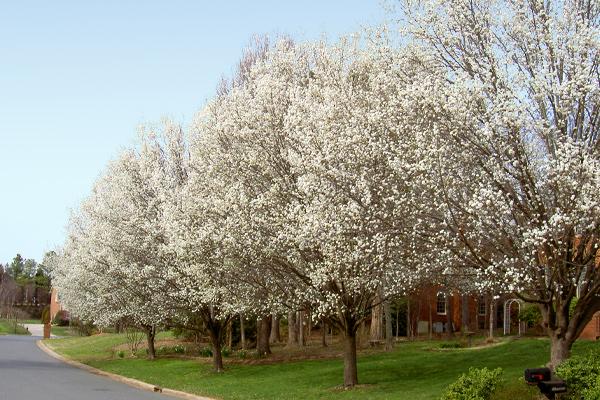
[22, 323, 56, 338]
[0, 335, 166, 400]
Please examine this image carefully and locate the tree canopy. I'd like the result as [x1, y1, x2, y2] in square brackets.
[50, 0, 600, 386]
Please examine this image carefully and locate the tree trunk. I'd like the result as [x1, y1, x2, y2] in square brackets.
[358, 320, 366, 348]
[475, 299, 479, 333]
[201, 308, 226, 372]
[398, 299, 403, 338]
[541, 302, 578, 370]
[270, 313, 280, 343]
[384, 298, 393, 351]
[370, 295, 383, 341]
[209, 327, 224, 372]
[461, 294, 469, 332]
[227, 320, 233, 349]
[549, 335, 572, 370]
[257, 315, 272, 356]
[321, 318, 327, 347]
[298, 311, 305, 346]
[240, 314, 246, 350]
[428, 297, 433, 340]
[489, 297, 495, 339]
[407, 298, 412, 339]
[287, 312, 297, 346]
[145, 325, 156, 360]
[307, 311, 312, 344]
[287, 311, 297, 346]
[343, 329, 359, 387]
[446, 293, 454, 339]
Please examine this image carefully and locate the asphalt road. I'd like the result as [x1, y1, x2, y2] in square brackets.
[0, 335, 167, 400]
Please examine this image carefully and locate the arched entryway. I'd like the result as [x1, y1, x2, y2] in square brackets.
[503, 299, 524, 336]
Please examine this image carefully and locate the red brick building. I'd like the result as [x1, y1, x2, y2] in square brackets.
[579, 311, 600, 340]
[406, 286, 599, 341]
[405, 287, 520, 337]
[49, 288, 65, 322]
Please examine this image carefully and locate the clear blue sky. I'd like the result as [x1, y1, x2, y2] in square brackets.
[0, 1, 388, 265]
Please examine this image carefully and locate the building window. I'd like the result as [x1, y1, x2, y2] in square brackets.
[436, 292, 447, 315]
[478, 296, 486, 315]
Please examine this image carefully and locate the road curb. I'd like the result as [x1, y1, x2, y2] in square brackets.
[36, 340, 214, 400]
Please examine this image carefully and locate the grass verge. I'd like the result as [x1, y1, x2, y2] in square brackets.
[46, 335, 598, 400]
[0, 319, 31, 335]
[20, 319, 42, 324]
[51, 325, 79, 337]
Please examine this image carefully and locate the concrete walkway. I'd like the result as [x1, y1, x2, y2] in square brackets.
[0, 335, 167, 400]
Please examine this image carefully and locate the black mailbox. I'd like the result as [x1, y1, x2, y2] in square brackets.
[524, 368, 567, 400]
[538, 380, 567, 394]
[524, 367, 551, 384]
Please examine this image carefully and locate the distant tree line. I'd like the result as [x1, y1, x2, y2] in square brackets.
[0, 252, 52, 308]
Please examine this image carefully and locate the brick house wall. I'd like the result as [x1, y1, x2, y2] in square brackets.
[49, 288, 63, 321]
[405, 286, 521, 337]
[406, 286, 599, 341]
[407, 287, 484, 336]
[579, 312, 600, 340]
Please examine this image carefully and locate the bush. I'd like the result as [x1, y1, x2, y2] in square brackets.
[116, 350, 125, 358]
[237, 349, 248, 359]
[199, 347, 213, 357]
[439, 341, 465, 349]
[221, 347, 231, 357]
[41, 306, 51, 324]
[52, 310, 70, 326]
[583, 377, 600, 400]
[124, 327, 144, 356]
[173, 344, 185, 354]
[70, 318, 95, 336]
[441, 367, 503, 400]
[569, 298, 579, 318]
[518, 305, 541, 327]
[556, 350, 600, 400]
[171, 314, 205, 343]
[155, 344, 187, 355]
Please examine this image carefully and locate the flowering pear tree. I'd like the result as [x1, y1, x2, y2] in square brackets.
[190, 39, 311, 336]
[192, 39, 433, 386]
[401, 0, 600, 368]
[53, 116, 248, 370]
[286, 40, 444, 385]
[52, 145, 173, 359]
[153, 122, 247, 373]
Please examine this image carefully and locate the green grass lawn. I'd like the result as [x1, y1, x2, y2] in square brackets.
[46, 335, 598, 400]
[20, 318, 42, 324]
[0, 319, 31, 335]
[51, 325, 79, 337]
